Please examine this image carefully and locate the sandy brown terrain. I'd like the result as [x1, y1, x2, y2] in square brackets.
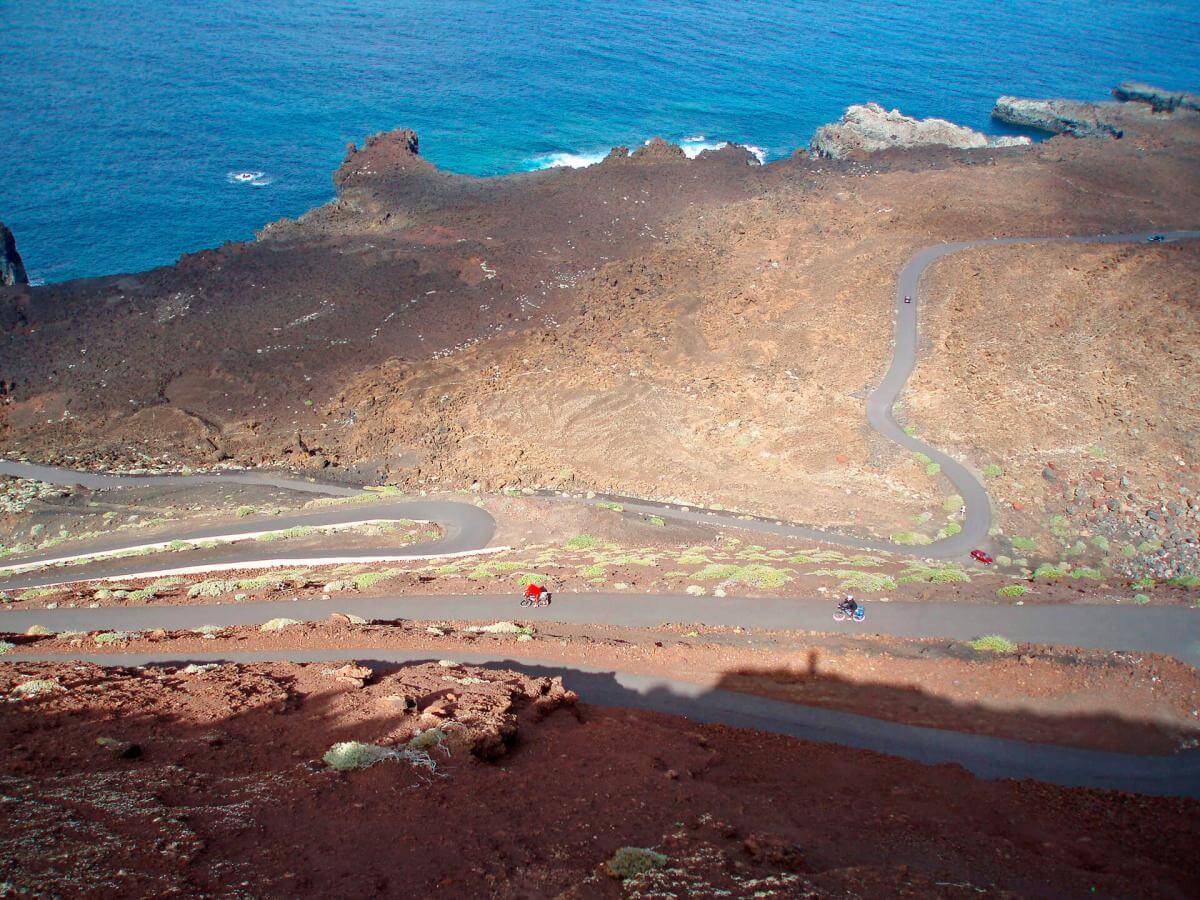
[2, 659, 1198, 897]
[910, 241, 1200, 575]
[2, 98, 1199, 555]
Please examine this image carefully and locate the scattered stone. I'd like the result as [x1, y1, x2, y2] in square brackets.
[96, 736, 142, 759]
[321, 663, 373, 688]
[260, 617, 301, 632]
[181, 663, 219, 675]
[466, 621, 522, 634]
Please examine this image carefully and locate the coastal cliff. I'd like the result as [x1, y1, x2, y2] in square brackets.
[0, 223, 27, 286]
[991, 97, 1124, 138]
[810, 103, 1030, 159]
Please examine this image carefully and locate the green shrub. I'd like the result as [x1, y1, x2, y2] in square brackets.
[890, 532, 932, 546]
[647, 515, 666, 527]
[925, 462, 941, 476]
[1034, 563, 1070, 580]
[898, 565, 970, 585]
[128, 588, 157, 603]
[1087, 445, 1106, 459]
[580, 563, 606, 579]
[1090, 535, 1110, 553]
[1070, 567, 1102, 581]
[604, 847, 668, 880]
[944, 495, 964, 513]
[324, 741, 396, 771]
[1131, 575, 1154, 590]
[940, 522, 962, 538]
[596, 501, 624, 512]
[236, 505, 255, 518]
[970, 635, 1017, 653]
[982, 464, 1003, 477]
[1133, 593, 1151, 605]
[516, 573, 550, 588]
[913, 452, 931, 466]
[353, 568, 406, 590]
[996, 584, 1029, 598]
[811, 569, 897, 592]
[693, 564, 742, 581]
[1169, 574, 1200, 588]
[1049, 515, 1071, 540]
[93, 631, 135, 644]
[0, 640, 13, 654]
[1010, 536, 1037, 552]
[12, 679, 63, 697]
[566, 534, 601, 550]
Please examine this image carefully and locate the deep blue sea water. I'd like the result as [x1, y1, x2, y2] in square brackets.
[2, 0, 1198, 283]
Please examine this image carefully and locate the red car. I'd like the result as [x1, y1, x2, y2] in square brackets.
[970, 549, 993, 565]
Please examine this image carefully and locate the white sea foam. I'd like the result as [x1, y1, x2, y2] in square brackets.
[526, 134, 767, 171]
[226, 170, 273, 186]
[526, 150, 609, 170]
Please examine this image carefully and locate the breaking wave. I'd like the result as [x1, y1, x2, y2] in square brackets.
[526, 134, 767, 170]
[225, 170, 273, 186]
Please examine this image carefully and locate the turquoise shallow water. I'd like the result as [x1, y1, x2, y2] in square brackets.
[1, 0, 1198, 283]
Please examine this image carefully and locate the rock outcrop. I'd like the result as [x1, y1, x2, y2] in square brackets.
[810, 103, 1030, 159]
[631, 137, 688, 162]
[1112, 81, 1200, 113]
[991, 97, 1123, 138]
[0, 223, 28, 286]
[332, 127, 431, 189]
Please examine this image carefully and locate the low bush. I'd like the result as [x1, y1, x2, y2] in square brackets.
[982, 464, 1003, 477]
[996, 584, 1029, 598]
[565, 534, 601, 550]
[898, 565, 970, 585]
[236, 506, 255, 518]
[604, 847, 668, 880]
[970, 635, 1017, 653]
[811, 569, 897, 592]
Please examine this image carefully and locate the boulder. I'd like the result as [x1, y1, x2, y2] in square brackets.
[1112, 81, 1200, 113]
[0, 223, 28, 287]
[811, 103, 1030, 159]
[991, 97, 1123, 138]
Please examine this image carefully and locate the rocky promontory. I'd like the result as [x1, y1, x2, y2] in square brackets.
[0, 222, 27, 286]
[991, 96, 1124, 138]
[810, 102, 1030, 159]
[1113, 81, 1200, 113]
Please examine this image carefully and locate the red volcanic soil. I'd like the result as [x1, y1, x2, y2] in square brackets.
[1, 660, 1197, 896]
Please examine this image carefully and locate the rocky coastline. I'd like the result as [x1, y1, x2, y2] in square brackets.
[809, 102, 1030, 159]
[0, 223, 27, 287]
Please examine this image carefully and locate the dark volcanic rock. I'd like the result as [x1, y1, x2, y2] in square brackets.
[333, 127, 431, 188]
[1113, 81, 1200, 113]
[632, 137, 687, 161]
[0, 223, 28, 286]
[992, 97, 1123, 139]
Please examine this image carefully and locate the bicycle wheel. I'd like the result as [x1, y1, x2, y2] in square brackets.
[832, 610, 847, 622]
[519, 597, 532, 607]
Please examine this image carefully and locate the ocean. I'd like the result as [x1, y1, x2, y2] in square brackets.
[2, 0, 1198, 283]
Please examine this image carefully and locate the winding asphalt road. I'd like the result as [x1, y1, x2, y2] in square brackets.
[4, 231, 1200, 796]
[0, 460, 497, 590]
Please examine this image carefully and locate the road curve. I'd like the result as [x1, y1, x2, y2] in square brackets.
[557, 230, 1200, 558]
[2, 230, 1198, 589]
[8, 646, 1199, 798]
[0, 460, 497, 590]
